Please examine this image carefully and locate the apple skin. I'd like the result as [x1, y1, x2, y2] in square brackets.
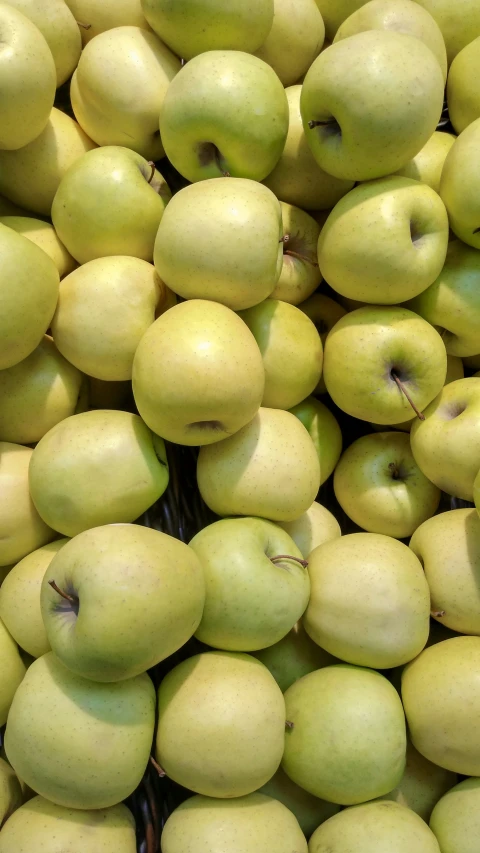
[65, 0, 151, 44]
[189, 517, 310, 652]
[430, 778, 480, 853]
[0, 620, 27, 726]
[298, 293, 346, 394]
[447, 37, 480, 133]
[271, 203, 322, 305]
[71, 26, 181, 160]
[0, 757, 23, 827]
[323, 305, 447, 425]
[333, 431, 440, 539]
[475, 469, 480, 517]
[0, 216, 75, 278]
[276, 500, 341, 559]
[6, 0, 82, 88]
[159, 51, 289, 183]
[300, 31, 445, 181]
[289, 397, 342, 486]
[313, 0, 367, 41]
[394, 131, 456, 194]
[254, 0, 325, 87]
[440, 119, 480, 250]
[259, 767, 339, 840]
[253, 621, 338, 692]
[413, 0, 480, 64]
[153, 178, 283, 310]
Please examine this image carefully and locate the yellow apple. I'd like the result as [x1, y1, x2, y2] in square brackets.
[6, 0, 82, 87]
[440, 118, 480, 249]
[255, 0, 325, 86]
[447, 36, 480, 133]
[271, 203, 322, 304]
[394, 130, 456, 193]
[65, 0, 150, 44]
[0, 216, 75, 277]
[413, 0, 480, 64]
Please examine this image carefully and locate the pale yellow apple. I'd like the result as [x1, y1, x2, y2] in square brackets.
[314, 0, 368, 40]
[255, 0, 325, 86]
[0, 757, 22, 826]
[0, 216, 75, 278]
[430, 778, 480, 853]
[6, 0, 82, 87]
[475, 468, 480, 517]
[253, 620, 339, 692]
[440, 117, 480, 249]
[65, 0, 150, 44]
[298, 292, 346, 393]
[413, 0, 480, 64]
[271, 203, 322, 304]
[259, 767, 339, 839]
[0, 444, 54, 567]
[0, 108, 96, 216]
[394, 130, 456, 193]
[71, 26, 180, 160]
[0, 619, 26, 726]
[276, 500, 341, 558]
[447, 36, 480, 133]
[289, 396, 342, 485]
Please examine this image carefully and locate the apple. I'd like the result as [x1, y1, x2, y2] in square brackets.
[4, 652, 155, 809]
[300, 31, 444, 181]
[0, 619, 27, 726]
[0, 757, 22, 827]
[189, 517, 310, 651]
[259, 767, 339, 839]
[440, 118, 480, 250]
[197, 407, 321, 522]
[133, 299, 265, 445]
[447, 36, 480, 133]
[153, 178, 283, 309]
[263, 86, 354, 211]
[430, 778, 480, 853]
[323, 305, 447, 424]
[313, 0, 368, 41]
[65, 0, 150, 44]
[298, 292, 346, 393]
[270, 203, 322, 304]
[141, 0, 274, 58]
[239, 299, 323, 410]
[318, 177, 449, 304]
[289, 396, 342, 485]
[253, 621, 339, 692]
[376, 740, 457, 822]
[475, 468, 480, 516]
[276, 500, 341, 559]
[254, 0, 325, 87]
[413, 0, 480, 64]
[282, 665, 406, 804]
[0, 216, 75, 278]
[155, 651, 285, 797]
[394, 131, 456, 193]
[71, 26, 181, 160]
[410, 377, 480, 500]
[6, 0, 82, 87]
[333, 431, 441, 538]
[0, 108, 96, 217]
[159, 51, 289, 183]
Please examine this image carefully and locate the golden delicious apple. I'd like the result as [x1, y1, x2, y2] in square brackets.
[0, 757, 22, 827]
[413, 0, 480, 64]
[65, 0, 150, 44]
[0, 216, 75, 278]
[447, 37, 480, 133]
[253, 621, 338, 692]
[314, 0, 367, 41]
[289, 396, 342, 485]
[430, 778, 480, 853]
[259, 769, 339, 838]
[271, 203, 322, 304]
[394, 130, 456, 193]
[440, 118, 480, 249]
[255, 0, 325, 86]
[276, 500, 341, 558]
[475, 468, 480, 517]
[0, 620, 26, 726]
[298, 292, 346, 393]
[375, 740, 457, 821]
[0, 444, 54, 568]
[6, 0, 82, 87]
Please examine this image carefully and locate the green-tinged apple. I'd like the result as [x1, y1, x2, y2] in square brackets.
[0, 443, 54, 567]
[314, 0, 367, 41]
[270, 203, 321, 305]
[447, 37, 480, 133]
[402, 636, 480, 774]
[0, 620, 26, 726]
[239, 300, 323, 410]
[333, 431, 440, 538]
[289, 397, 342, 485]
[0, 539, 68, 658]
[0, 796, 136, 852]
[394, 131, 456, 193]
[253, 621, 338, 692]
[161, 793, 307, 853]
[29, 409, 169, 536]
[0, 216, 75, 278]
[375, 740, 457, 821]
[318, 177, 449, 304]
[0, 757, 22, 826]
[276, 500, 341, 559]
[6, 0, 81, 87]
[65, 0, 150, 44]
[156, 652, 285, 798]
[413, 0, 480, 63]
[42, 524, 205, 681]
[159, 51, 288, 183]
[334, 0, 447, 80]
[71, 26, 180, 160]
[141, 0, 273, 58]
[0, 225, 59, 370]
[189, 517, 309, 651]
[430, 778, 480, 853]
[301, 31, 444, 181]
[133, 300, 264, 445]
[304, 533, 430, 668]
[255, 0, 325, 86]
[52, 256, 169, 381]
[0, 3, 56, 151]
[4, 653, 155, 809]
[259, 768, 339, 839]
[52, 146, 170, 264]
[323, 305, 447, 424]
[440, 119, 480, 249]
[298, 293, 346, 393]
[197, 407, 321, 522]
[0, 108, 96, 217]
[263, 86, 354, 210]
[475, 469, 480, 516]
[153, 179, 282, 309]
[283, 665, 406, 804]
[410, 509, 480, 635]
[410, 377, 480, 499]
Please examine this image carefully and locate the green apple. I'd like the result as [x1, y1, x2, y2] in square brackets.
[159, 51, 288, 183]
[52, 256, 167, 381]
[253, 620, 338, 692]
[0, 216, 75, 278]
[52, 146, 170, 264]
[333, 431, 441, 538]
[0, 796, 136, 852]
[263, 85, 354, 210]
[0, 224, 60, 370]
[289, 397, 342, 485]
[29, 409, 169, 536]
[133, 299, 264, 445]
[0, 620, 26, 726]
[0, 539, 68, 659]
[276, 500, 341, 559]
[402, 636, 480, 775]
[189, 517, 310, 651]
[153, 178, 283, 309]
[65, 0, 150, 44]
[156, 651, 285, 798]
[283, 665, 406, 804]
[41, 524, 205, 682]
[430, 778, 480, 853]
[71, 26, 180, 160]
[304, 533, 430, 668]
[334, 0, 447, 80]
[239, 299, 323, 410]
[270, 203, 322, 305]
[410, 377, 480, 500]
[0, 108, 96, 217]
[197, 407, 321, 522]
[298, 292, 346, 394]
[313, 0, 367, 41]
[161, 793, 307, 853]
[440, 118, 480, 249]
[413, 0, 480, 64]
[0, 3, 56, 151]
[6, 0, 82, 87]
[259, 768, 339, 839]
[0, 757, 22, 827]
[255, 0, 325, 86]
[301, 31, 444, 181]
[447, 37, 480, 133]
[0, 443, 54, 567]
[394, 131, 456, 193]
[4, 652, 155, 809]
[323, 305, 447, 424]
[141, 0, 274, 59]
[318, 177, 449, 304]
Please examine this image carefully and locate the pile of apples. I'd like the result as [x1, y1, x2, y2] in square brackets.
[1, 0, 480, 851]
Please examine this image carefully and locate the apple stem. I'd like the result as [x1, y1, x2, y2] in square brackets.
[270, 555, 309, 568]
[48, 580, 77, 605]
[388, 462, 400, 480]
[307, 119, 331, 130]
[76, 20, 91, 29]
[150, 755, 166, 777]
[391, 373, 425, 421]
[431, 609, 446, 618]
[285, 249, 319, 266]
[285, 720, 295, 730]
[146, 161, 156, 184]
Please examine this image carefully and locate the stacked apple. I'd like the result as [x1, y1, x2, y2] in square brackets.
[1, 0, 480, 852]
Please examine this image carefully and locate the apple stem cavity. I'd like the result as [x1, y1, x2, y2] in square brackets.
[150, 755, 166, 777]
[76, 20, 91, 29]
[146, 161, 156, 185]
[388, 462, 400, 480]
[391, 372, 425, 421]
[285, 720, 295, 730]
[270, 555, 309, 569]
[196, 142, 230, 177]
[308, 117, 342, 139]
[48, 579, 77, 605]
